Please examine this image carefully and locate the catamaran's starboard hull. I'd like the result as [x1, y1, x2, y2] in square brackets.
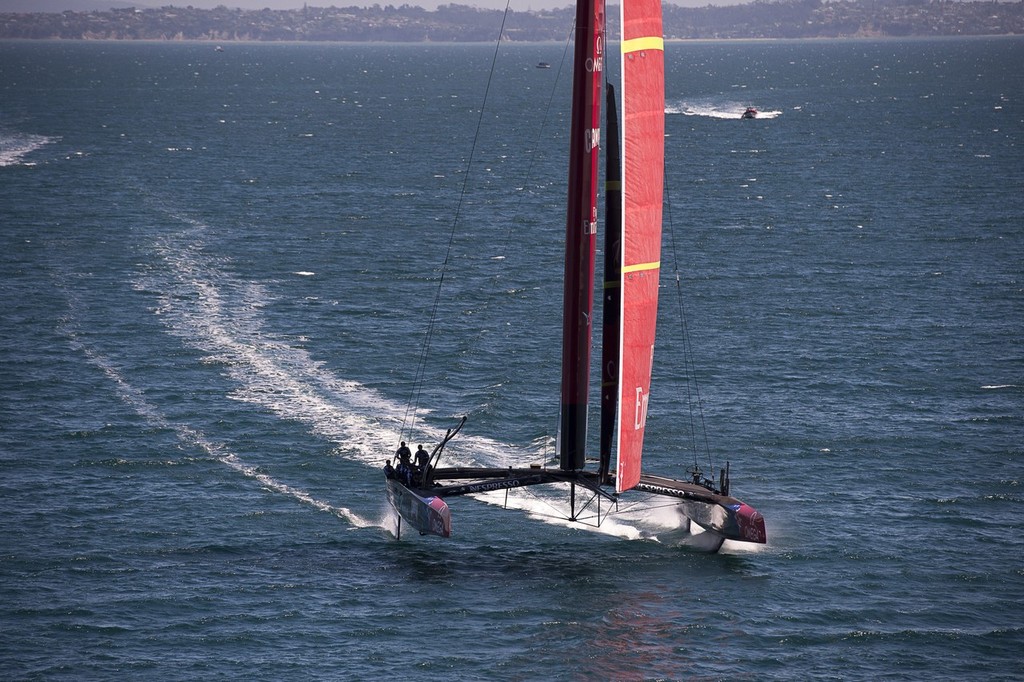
[385, 478, 451, 538]
[635, 474, 766, 544]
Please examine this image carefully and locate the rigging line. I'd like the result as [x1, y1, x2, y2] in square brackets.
[460, 28, 576, 338]
[503, 479, 595, 523]
[662, 175, 714, 475]
[400, 4, 517, 443]
[495, 22, 575, 266]
[448, 18, 577, 437]
[541, 23, 581, 465]
[527, 25, 577, 466]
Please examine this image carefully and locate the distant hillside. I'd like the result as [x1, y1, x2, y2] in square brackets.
[1, 0, 154, 11]
[1, 1, 1022, 41]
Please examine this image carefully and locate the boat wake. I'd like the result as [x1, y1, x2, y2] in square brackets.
[128, 202, 527, 461]
[666, 100, 782, 120]
[0, 129, 60, 167]
[57, 300, 377, 532]
[136, 210, 522, 469]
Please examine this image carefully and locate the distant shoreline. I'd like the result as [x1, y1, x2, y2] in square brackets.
[3, 34, 1023, 43]
[1, 2, 1022, 41]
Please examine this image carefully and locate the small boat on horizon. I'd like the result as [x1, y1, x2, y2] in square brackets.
[742, 106, 758, 119]
[536, 61, 551, 69]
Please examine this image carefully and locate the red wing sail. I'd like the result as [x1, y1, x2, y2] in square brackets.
[615, 0, 664, 493]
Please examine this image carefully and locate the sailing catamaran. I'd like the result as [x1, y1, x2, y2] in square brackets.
[385, 0, 766, 551]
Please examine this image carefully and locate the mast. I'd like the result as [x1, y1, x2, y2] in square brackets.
[559, 0, 605, 471]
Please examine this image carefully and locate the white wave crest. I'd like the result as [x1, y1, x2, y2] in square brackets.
[0, 130, 60, 167]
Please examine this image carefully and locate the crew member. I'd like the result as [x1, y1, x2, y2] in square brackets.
[393, 442, 412, 486]
[415, 444, 429, 470]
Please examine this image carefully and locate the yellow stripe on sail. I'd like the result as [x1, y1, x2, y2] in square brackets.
[622, 37, 664, 55]
[606, 180, 621, 191]
[623, 260, 660, 274]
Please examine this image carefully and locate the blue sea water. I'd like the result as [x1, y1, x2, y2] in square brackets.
[1, 36, 1022, 679]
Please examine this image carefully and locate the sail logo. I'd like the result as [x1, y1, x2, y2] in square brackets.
[634, 385, 649, 430]
[468, 479, 522, 493]
[587, 34, 604, 73]
[633, 346, 655, 430]
[585, 127, 601, 152]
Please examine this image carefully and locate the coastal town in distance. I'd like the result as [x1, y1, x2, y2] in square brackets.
[2, 1, 1023, 41]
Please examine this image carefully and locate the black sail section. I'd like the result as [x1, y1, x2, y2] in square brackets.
[599, 85, 622, 484]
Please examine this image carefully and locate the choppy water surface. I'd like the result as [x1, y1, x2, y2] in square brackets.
[1, 37, 1022, 679]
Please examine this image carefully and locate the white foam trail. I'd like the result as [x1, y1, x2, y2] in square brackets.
[135, 209, 535, 472]
[58, 302, 375, 530]
[0, 130, 60, 167]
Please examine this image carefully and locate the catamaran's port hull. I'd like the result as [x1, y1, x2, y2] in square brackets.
[385, 478, 451, 538]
